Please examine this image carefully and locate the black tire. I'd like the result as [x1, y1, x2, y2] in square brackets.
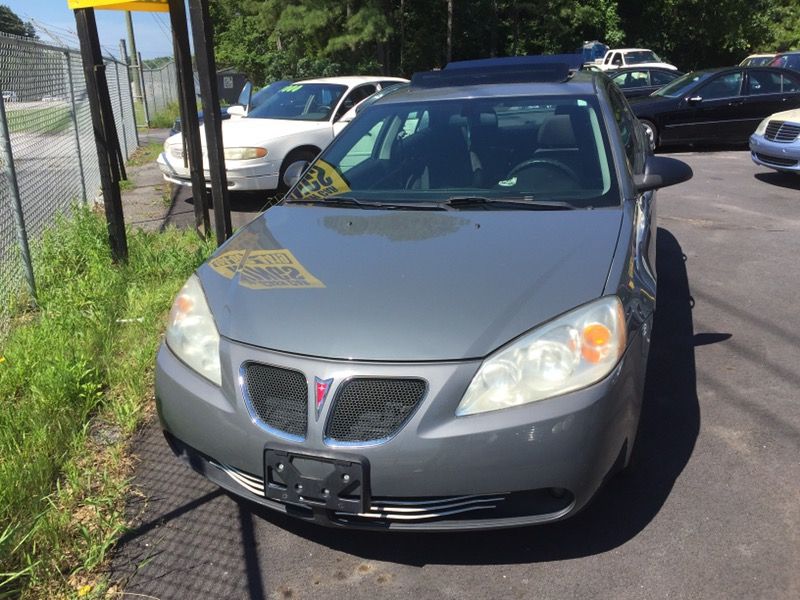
[640, 119, 658, 151]
[277, 148, 318, 195]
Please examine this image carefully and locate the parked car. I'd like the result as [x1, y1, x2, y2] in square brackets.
[597, 48, 678, 72]
[578, 40, 609, 65]
[740, 53, 777, 67]
[769, 51, 800, 73]
[155, 63, 693, 530]
[629, 66, 800, 149]
[158, 76, 407, 193]
[170, 79, 292, 135]
[750, 107, 800, 173]
[607, 67, 684, 98]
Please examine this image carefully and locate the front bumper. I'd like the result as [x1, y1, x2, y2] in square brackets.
[749, 134, 800, 173]
[155, 329, 649, 531]
[156, 151, 281, 191]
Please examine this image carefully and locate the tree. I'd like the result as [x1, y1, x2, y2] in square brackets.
[0, 4, 36, 38]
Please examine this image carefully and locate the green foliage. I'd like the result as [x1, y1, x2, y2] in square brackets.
[210, 0, 800, 83]
[0, 208, 212, 598]
[0, 4, 36, 38]
[148, 101, 181, 129]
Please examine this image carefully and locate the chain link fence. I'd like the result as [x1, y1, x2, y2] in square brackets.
[0, 32, 145, 326]
[141, 60, 179, 119]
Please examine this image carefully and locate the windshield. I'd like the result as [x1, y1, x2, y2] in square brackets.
[287, 95, 620, 208]
[247, 83, 346, 121]
[248, 80, 292, 111]
[653, 71, 707, 97]
[625, 51, 660, 64]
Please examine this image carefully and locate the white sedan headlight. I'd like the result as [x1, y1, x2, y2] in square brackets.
[457, 296, 627, 416]
[223, 147, 268, 160]
[166, 274, 221, 386]
[754, 117, 770, 136]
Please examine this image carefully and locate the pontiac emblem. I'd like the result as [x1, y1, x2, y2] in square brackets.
[314, 377, 333, 421]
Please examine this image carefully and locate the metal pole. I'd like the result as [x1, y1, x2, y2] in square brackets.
[125, 11, 142, 102]
[74, 7, 128, 262]
[119, 39, 139, 146]
[139, 51, 150, 126]
[168, 0, 209, 235]
[113, 61, 129, 159]
[189, 0, 232, 244]
[65, 51, 88, 204]
[0, 92, 37, 302]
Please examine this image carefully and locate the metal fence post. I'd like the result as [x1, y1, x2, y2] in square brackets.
[0, 93, 37, 302]
[65, 50, 88, 204]
[113, 61, 129, 157]
[139, 51, 150, 126]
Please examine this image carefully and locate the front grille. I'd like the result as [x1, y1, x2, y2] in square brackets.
[764, 120, 800, 143]
[243, 363, 308, 438]
[755, 152, 798, 167]
[326, 378, 426, 443]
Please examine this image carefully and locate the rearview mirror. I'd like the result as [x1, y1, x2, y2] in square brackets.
[634, 155, 693, 193]
[226, 105, 246, 117]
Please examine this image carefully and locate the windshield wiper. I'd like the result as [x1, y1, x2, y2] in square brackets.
[288, 196, 445, 210]
[442, 196, 578, 210]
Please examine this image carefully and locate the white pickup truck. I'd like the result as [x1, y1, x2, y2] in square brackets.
[597, 48, 678, 71]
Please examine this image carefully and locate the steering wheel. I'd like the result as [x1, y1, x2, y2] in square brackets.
[506, 158, 580, 184]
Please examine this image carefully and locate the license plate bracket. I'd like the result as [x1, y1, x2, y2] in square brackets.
[264, 446, 370, 514]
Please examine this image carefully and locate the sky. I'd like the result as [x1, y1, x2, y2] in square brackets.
[4, 0, 175, 59]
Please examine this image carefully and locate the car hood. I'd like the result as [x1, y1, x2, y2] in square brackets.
[766, 107, 800, 123]
[165, 118, 329, 148]
[197, 206, 623, 361]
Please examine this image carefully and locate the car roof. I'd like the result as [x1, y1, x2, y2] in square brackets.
[613, 48, 656, 53]
[375, 70, 601, 104]
[608, 66, 678, 73]
[296, 76, 407, 87]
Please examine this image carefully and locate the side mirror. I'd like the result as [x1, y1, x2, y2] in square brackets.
[687, 95, 703, 105]
[237, 81, 253, 108]
[226, 105, 246, 118]
[634, 155, 693, 193]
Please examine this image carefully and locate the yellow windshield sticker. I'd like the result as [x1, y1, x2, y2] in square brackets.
[208, 249, 325, 290]
[288, 159, 351, 201]
[279, 84, 303, 93]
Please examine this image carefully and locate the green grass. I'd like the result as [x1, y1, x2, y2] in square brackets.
[5, 105, 72, 135]
[126, 141, 163, 168]
[0, 208, 213, 599]
[147, 101, 181, 130]
[118, 179, 134, 192]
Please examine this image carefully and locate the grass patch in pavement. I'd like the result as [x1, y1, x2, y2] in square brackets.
[0, 207, 213, 599]
[5, 105, 72, 134]
[126, 141, 163, 169]
[147, 101, 180, 130]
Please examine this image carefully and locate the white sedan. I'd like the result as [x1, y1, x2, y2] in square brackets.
[157, 76, 407, 193]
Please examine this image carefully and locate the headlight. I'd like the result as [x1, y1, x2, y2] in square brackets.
[754, 118, 770, 136]
[456, 296, 626, 416]
[223, 147, 268, 160]
[166, 274, 221, 386]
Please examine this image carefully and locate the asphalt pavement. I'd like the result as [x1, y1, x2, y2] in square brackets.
[110, 150, 800, 600]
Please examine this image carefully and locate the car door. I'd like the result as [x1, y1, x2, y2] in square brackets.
[676, 70, 745, 143]
[743, 69, 791, 132]
[332, 84, 377, 136]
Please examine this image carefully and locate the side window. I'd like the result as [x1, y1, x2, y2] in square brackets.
[782, 74, 800, 92]
[613, 70, 649, 89]
[608, 86, 643, 174]
[335, 85, 377, 120]
[612, 53, 623, 66]
[339, 120, 384, 172]
[699, 72, 743, 100]
[650, 70, 677, 86]
[604, 53, 612, 65]
[747, 71, 782, 95]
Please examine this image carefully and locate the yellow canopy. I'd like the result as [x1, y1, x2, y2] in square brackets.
[67, 0, 168, 12]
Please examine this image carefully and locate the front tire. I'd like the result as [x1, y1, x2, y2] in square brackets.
[640, 119, 658, 152]
[277, 149, 318, 195]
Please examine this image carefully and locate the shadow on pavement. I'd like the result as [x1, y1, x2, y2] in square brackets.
[238, 227, 703, 565]
[753, 171, 800, 191]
